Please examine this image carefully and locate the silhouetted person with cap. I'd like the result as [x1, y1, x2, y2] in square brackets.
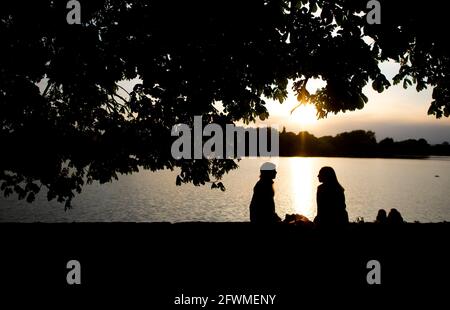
[249, 162, 281, 224]
[387, 208, 404, 224]
[314, 166, 349, 227]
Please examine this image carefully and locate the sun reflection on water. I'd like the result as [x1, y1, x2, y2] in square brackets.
[289, 157, 317, 220]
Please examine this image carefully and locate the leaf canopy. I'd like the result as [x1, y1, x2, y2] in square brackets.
[1, 0, 448, 207]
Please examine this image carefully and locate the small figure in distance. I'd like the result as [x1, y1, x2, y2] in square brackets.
[375, 209, 388, 224]
[249, 162, 281, 224]
[387, 208, 404, 225]
[314, 166, 349, 227]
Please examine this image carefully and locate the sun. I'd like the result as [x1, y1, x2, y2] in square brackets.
[291, 104, 318, 125]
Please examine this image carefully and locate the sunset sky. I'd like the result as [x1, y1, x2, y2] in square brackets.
[117, 61, 450, 144]
[258, 61, 450, 144]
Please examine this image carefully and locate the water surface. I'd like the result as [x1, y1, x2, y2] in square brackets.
[1, 157, 449, 223]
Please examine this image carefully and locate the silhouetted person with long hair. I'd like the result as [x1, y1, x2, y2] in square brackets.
[387, 208, 404, 225]
[375, 209, 388, 224]
[314, 166, 349, 227]
[249, 162, 281, 224]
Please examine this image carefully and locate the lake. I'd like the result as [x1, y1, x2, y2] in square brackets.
[1, 157, 450, 223]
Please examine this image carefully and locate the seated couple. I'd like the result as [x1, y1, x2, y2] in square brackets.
[249, 162, 348, 227]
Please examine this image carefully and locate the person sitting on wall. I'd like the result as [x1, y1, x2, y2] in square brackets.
[314, 166, 349, 227]
[375, 209, 388, 224]
[249, 162, 281, 224]
[387, 208, 405, 224]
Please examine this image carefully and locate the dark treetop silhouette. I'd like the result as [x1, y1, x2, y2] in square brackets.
[314, 166, 349, 227]
[249, 162, 281, 223]
[1, 1, 449, 208]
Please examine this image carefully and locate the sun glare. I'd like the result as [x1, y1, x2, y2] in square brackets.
[290, 157, 316, 220]
[291, 104, 318, 125]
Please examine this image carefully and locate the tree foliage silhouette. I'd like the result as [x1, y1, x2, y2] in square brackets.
[1, 0, 449, 208]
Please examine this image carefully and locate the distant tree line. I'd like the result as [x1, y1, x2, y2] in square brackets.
[279, 128, 450, 157]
